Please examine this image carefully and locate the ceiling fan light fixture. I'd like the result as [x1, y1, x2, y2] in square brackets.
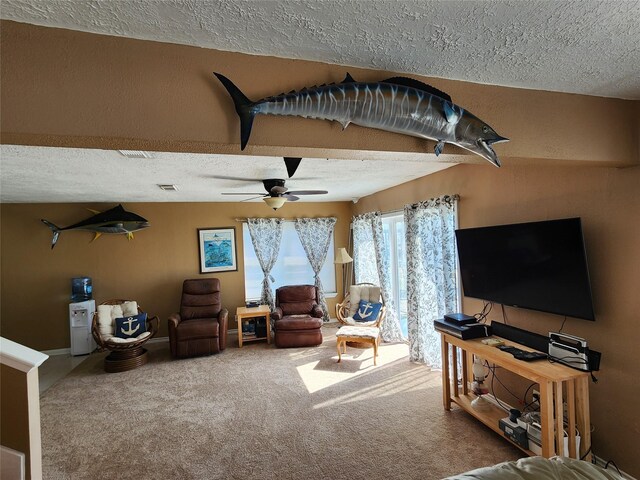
[263, 196, 287, 210]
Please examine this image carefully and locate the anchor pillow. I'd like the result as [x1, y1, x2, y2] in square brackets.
[114, 312, 148, 339]
[352, 300, 382, 322]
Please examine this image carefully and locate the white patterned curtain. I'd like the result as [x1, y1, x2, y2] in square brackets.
[403, 195, 459, 367]
[247, 218, 284, 310]
[294, 217, 337, 322]
[352, 213, 405, 343]
[353, 215, 378, 284]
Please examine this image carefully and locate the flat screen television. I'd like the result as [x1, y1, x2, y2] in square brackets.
[455, 218, 595, 321]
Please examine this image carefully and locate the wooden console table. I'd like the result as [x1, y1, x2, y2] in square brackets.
[440, 332, 591, 460]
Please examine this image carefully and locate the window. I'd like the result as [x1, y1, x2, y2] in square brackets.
[243, 223, 336, 300]
[382, 214, 408, 336]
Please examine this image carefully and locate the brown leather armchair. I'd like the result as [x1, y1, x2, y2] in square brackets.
[168, 278, 228, 358]
[272, 285, 323, 348]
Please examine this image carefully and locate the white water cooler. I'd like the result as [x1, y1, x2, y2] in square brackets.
[69, 300, 96, 355]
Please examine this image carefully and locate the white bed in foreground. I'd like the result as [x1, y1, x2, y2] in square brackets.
[445, 456, 624, 480]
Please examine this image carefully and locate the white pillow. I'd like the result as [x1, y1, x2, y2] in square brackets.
[97, 305, 115, 339]
[121, 301, 138, 316]
[110, 305, 123, 320]
[108, 331, 150, 344]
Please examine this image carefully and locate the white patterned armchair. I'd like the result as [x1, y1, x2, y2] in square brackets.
[335, 283, 386, 328]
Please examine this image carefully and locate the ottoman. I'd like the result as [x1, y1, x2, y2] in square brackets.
[336, 326, 380, 366]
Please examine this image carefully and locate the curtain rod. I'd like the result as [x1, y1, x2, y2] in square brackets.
[355, 194, 460, 218]
[234, 217, 335, 223]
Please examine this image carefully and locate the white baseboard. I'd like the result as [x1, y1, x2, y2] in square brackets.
[0, 446, 24, 480]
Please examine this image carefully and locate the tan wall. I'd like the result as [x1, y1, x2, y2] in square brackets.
[2, 18, 640, 475]
[1, 20, 638, 167]
[0, 202, 352, 350]
[354, 163, 640, 475]
[1, 365, 31, 479]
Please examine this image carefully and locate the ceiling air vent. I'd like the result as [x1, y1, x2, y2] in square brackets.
[118, 150, 154, 158]
[158, 184, 178, 191]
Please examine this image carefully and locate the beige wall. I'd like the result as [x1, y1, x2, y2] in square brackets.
[1, 365, 29, 474]
[2, 17, 640, 477]
[1, 20, 638, 167]
[0, 201, 352, 350]
[355, 163, 640, 475]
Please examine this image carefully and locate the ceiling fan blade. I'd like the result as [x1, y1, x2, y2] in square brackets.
[285, 190, 328, 195]
[284, 195, 300, 201]
[221, 192, 266, 196]
[208, 175, 263, 182]
[270, 185, 288, 194]
[284, 157, 302, 178]
[240, 196, 265, 202]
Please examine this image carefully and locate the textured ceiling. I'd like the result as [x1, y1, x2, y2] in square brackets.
[0, 146, 452, 203]
[2, 1, 638, 205]
[2, 0, 639, 99]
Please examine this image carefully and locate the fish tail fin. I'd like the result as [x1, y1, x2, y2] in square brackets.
[214, 72, 255, 150]
[126, 232, 134, 241]
[41, 219, 61, 249]
[91, 232, 102, 243]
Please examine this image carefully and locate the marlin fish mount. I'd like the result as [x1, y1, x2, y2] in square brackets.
[214, 72, 508, 167]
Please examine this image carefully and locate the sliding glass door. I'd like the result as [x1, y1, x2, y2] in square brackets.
[381, 214, 408, 337]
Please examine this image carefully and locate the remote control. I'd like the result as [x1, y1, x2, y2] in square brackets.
[498, 345, 547, 361]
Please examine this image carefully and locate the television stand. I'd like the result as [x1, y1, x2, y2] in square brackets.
[439, 332, 591, 459]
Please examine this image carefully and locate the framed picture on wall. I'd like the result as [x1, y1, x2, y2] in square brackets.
[197, 227, 238, 273]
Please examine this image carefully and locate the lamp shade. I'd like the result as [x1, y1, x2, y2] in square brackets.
[263, 196, 287, 210]
[334, 247, 353, 264]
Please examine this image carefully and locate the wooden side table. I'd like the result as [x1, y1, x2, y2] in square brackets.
[236, 305, 271, 348]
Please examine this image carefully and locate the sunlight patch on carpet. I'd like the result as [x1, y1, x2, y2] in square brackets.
[295, 342, 410, 393]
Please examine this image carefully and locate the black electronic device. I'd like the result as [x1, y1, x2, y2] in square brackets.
[245, 300, 260, 308]
[491, 322, 601, 371]
[444, 312, 477, 325]
[255, 318, 267, 338]
[433, 318, 492, 340]
[548, 332, 602, 372]
[499, 418, 529, 449]
[455, 218, 595, 321]
[491, 322, 550, 353]
[497, 345, 547, 362]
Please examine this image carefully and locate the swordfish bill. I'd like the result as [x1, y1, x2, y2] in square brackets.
[214, 72, 508, 167]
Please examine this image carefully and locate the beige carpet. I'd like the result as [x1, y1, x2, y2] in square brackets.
[40, 325, 522, 479]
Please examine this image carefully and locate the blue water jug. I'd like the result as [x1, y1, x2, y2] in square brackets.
[71, 277, 92, 302]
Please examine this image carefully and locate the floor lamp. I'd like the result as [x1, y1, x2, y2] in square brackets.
[335, 247, 353, 299]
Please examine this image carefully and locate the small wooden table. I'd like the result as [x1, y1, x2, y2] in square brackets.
[236, 305, 271, 348]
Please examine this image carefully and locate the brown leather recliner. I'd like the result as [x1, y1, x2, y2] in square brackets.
[272, 285, 323, 348]
[168, 279, 228, 358]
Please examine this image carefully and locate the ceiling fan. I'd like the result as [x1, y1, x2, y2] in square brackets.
[218, 158, 328, 210]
